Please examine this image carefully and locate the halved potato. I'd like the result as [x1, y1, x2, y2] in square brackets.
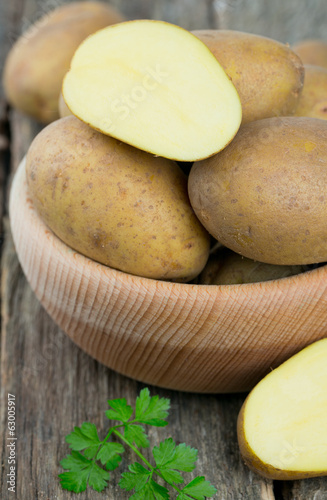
[237, 338, 327, 480]
[63, 20, 242, 162]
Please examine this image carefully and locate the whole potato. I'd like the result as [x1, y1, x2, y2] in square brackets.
[294, 65, 327, 120]
[199, 248, 309, 285]
[26, 117, 210, 281]
[193, 30, 304, 124]
[3, 1, 125, 123]
[293, 39, 327, 69]
[188, 117, 327, 265]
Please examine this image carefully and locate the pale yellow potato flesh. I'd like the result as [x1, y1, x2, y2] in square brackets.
[63, 20, 242, 161]
[238, 338, 327, 479]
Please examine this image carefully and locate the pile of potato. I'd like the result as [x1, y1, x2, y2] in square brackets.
[5, 5, 327, 482]
[4, 2, 327, 284]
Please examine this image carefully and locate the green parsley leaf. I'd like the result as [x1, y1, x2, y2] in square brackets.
[127, 479, 170, 500]
[119, 462, 151, 492]
[176, 493, 189, 500]
[105, 453, 123, 471]
[153, 438, 197, 474]
[106, 397, 134, 422]
[124, 423, 150, 448]
[97, 442, 125, 470]
[87, 462, 111, 492]
[160, 468, 184, 485]
[134, 388, 170, 427]
[60, 450, 92, 472]
[152, 438, 175, 468]
[65, 422, 100, 458]
[59, 451, 110, 493]
[168, 442, 198, 472]
[177, 476, 217, 500]
[59, 469, 89, 493]
[59, 388, 216, 497]
[149, 478, 170, 500]
[129, 491, 149, 500]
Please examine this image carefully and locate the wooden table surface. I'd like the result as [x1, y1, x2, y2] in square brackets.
[1, 1, 327, 499]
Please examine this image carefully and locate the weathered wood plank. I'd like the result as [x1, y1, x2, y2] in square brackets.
[285, 477, 327, 500]
[0, 0, 25, 122]
[2, 1, 327, 499]
[110, 0, 216, 29]
[211, 0, 327, 43]
[0, 0, 23, 242]
[0, 0, 274, 495]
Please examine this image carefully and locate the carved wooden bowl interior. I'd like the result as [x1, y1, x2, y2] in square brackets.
[9, 158, 327, 393]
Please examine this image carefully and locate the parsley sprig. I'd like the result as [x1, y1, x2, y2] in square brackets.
[59, 388, 217, 499]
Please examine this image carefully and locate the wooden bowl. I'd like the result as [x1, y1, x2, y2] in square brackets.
[9, 158, 327, 393]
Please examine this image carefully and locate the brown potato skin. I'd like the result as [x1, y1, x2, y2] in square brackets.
[199, 248, 308, 285]
[293, 39, 327, 69]
[3, 2, 125, 123]
[25, 117, 210, 281]
[237, 398, 327, 480]
[294, 65, 327, 120]
[193, 30, 304, 124]
[188, 117, 327, 265]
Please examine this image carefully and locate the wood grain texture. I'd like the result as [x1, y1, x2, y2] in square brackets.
[1, 223, 274, 500]
[9, 158, 327, 393]
[106, 0, 216, 29]
[285, 479, 327, 500]
[2, 0, 327, 498]
[211, 0, 327, 43]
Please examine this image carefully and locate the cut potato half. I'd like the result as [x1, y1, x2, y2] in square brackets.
[63, 20, 242, 161]
[237, 338, 327, 480]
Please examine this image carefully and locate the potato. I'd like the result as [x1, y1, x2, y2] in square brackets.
[199, 248, 308, 285]
[293, 39, 327, 69]
[188, 116, 327, 265]
[294, 65, 327, 119]
[193, 30, 304, 124]
[237, 338, 327, 480]
[25, 116, 210, 281]
[62, 20, 242, 161]
[3, 1, 125, 123]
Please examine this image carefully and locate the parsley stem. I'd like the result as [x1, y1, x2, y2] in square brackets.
[113, 429, 154, 470]
[100, 424, 123, 446]
[113, 429, 184, 496]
